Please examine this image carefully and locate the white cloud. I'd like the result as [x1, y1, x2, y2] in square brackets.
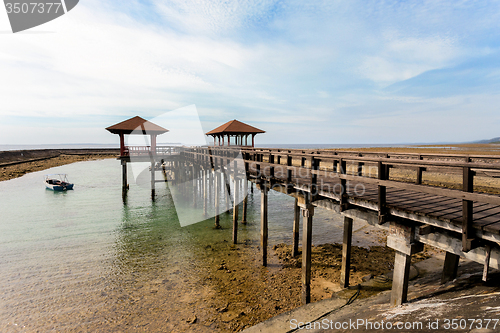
[0, 0, 500, 145]
[359, 35, 459, 84]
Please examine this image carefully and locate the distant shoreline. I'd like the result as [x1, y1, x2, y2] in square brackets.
[0, 148, 119, 182]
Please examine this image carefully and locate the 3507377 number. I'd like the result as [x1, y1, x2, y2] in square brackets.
[5, 2, 63, 14]
[443, 318, 499, 330]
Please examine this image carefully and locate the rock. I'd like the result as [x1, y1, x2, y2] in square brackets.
[221, 311, 239, 322]
[217, 304, 228, 313]
[186, 315, 197, 324]
[362, 274, 373, 282]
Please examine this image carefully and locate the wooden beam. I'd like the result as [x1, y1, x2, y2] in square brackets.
[378, 161, 387, 224]
[340, 216, 353, 288]
[215, 170, 221, 229]
[151, 160, 156, 200]
[301, 204, 314, 304]
[241, 179, 248, 224]
[292, 198, 300, 257]
[261, 180, 268, 266]
[233, 177, 239, 244]
[121, 159, 128, 191]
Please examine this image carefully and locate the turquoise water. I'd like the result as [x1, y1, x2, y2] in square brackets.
[0, 158, 378, 332]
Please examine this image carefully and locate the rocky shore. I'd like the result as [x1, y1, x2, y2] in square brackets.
[0, 149, 119, 181]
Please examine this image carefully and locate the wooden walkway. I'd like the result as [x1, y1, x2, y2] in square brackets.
[175, 147, 500, 307]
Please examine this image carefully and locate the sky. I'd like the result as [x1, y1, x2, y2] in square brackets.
[1, 0, 500, 145]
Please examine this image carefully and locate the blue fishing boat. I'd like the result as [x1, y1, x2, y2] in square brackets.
[44, 174, 74, 191]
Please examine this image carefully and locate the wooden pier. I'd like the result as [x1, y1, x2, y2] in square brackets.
[180, 146, 500, 307]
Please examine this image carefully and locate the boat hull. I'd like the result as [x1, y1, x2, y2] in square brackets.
[45, 183, 74, 191]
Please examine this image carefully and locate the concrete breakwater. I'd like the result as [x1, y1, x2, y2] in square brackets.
[0, 148, 120, 166]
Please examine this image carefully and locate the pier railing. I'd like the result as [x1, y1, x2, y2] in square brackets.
[123, 145, 183, 156]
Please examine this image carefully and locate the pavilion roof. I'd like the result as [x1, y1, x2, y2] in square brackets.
[206, 119, 265, 135]
[106, 116, 168, 135]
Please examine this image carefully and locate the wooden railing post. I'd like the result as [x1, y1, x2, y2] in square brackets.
[378, 160, 387, 224]
[462, 157, 475, 252]
[357, 153, 363, 177]
[287, 155, 292, 182]
[269, 153, 275, 178]
[340, 158, 348, 212]
[416, 154, 423, 184]
[310, 157, 318, 197]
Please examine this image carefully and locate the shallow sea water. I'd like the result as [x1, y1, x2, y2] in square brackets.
[0, 159, 381, 332]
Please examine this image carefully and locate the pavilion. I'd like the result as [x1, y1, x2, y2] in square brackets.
[206, 119, 265, 147]
[106, 116, 168, 157]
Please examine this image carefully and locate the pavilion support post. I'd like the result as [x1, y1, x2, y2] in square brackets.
[292, 198, 300, 257]
[387, 222, 423, 307]
[260, 180, 268, 267]
[119, 133, 125, 156]
[241, 179, 248, 224]
[441, 251, 460, 284]
[301, 203, 314, 305]
[233, 177, 239, 244]
[340, 216, 353, 288]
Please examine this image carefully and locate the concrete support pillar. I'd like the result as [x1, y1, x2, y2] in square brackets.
[301, 204, 314, 304]
[441, 251, 460, 283]
[233, 177, 239, 244]
[391, 251, 411, 306]
[340, 216, 353, 288]
[260, 180, 268, 266]
[292, 198, 300, 257]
